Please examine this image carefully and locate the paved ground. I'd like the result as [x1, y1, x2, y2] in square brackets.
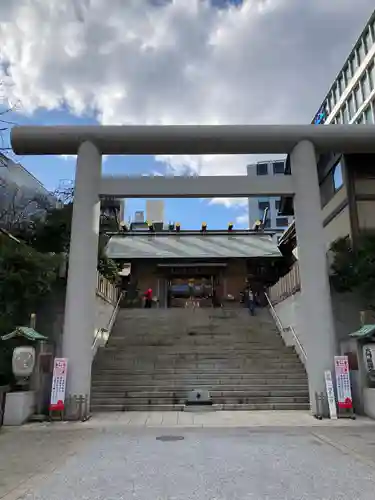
[20, 410, 375, 429]
[2, 412, 375, 500]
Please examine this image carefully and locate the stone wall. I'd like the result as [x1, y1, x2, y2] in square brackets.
[274, 288, 363, 346]
[273, 288, 364, 412]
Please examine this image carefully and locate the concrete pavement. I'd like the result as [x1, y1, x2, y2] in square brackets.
[13, 410, 375, 430]
[2, 411, 375, 499]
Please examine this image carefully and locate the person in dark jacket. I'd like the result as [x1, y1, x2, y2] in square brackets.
[247, 287, 255, 316]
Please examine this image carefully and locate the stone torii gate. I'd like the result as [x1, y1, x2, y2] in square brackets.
[11, 124, 375, 416]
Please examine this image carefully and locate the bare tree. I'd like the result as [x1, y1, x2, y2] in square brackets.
[53, 180, 74, 204]
[0, 81, 22, 164]
[0, 176, 53, 231]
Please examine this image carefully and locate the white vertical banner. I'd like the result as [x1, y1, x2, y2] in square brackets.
[49, 358, 68, 412]
[324, 370, 337, 419]
[334, 356, 353, 410]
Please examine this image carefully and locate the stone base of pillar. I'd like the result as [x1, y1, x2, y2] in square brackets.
[63, 394, 90, 421]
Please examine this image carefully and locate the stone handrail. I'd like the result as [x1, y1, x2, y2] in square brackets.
[265, 292, 307, 365]
[92, 291, 123, 357]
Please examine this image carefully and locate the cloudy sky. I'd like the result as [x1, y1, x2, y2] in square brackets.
[0, 0, 374, 228]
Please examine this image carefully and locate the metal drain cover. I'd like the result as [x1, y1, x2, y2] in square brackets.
[156, 435, 185, 442]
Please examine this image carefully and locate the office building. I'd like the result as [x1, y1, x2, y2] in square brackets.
[247, 160, 293, 234]
[312, 10, 375, 126]
[279, 9, 375, 247]
[272, 11, 375, 411]
[146, 200, 165, 224]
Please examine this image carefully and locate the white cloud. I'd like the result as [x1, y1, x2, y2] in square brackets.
[60, 154, 77, 161]
[209, 197, 248, 208]
[235, 213, 249, 227]
[0, 0, 373, 202]
[59, 154, 109, 163]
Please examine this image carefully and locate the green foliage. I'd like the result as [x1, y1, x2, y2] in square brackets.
[32, 203, 73, 254]
[97, 254, 120, 283]
[0, 234, 59, 384]
[13, 202, 119, 282]
[330, 235, 375, 308]
[97, 233, 120, 283]
[0, 234, 59, 335]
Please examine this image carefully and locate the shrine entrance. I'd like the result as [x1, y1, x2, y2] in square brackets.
[157, 263, 225, 308]
[11, 123, 375, 417]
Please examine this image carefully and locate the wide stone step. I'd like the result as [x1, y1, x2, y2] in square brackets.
[107, 339, 285, 347]
[95, 357, 299, 365]
[93, 363, 305, 377]
[92, 382, 307, 391]
[97, 349, 297, 357]
[92, 378, 308, 387]
[94, 364, 304, 372]
[110, 331, 282, 337]
[94, 357, 299, 371]
[90, 402, 310, 412]
[91, 388, 309, 397]
[92, 381, 309, 390]
[92, 398, 310, 408]
[90, 404, 186, 412]
[93, 366, 306, 375]
[98, 309, 307, 413]
[95, 357, 302, 364]
[92, 389, 309, 398]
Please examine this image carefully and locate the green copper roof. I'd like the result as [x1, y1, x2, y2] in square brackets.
[106, 233, 281, 260]
[349, 324, 375, 339]
[1, 327, 48, 342]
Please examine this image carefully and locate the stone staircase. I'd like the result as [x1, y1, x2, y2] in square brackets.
[91, 308, 310, 411]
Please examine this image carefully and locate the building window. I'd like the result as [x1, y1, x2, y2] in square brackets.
[344, 64, 351, 86]
[321, 164, 342, 207]
[329, 92, 335, 111]
[354, 84, 363, 108]
[276, 217, 289, 228]
[365, 105, 373, 124]
[275, 200, 281, 211]
[342, 106, 349, 124]
[333, 161, 344, 191]
[273, 161, 285, 175]
[338, 75, 344, 95]
[258, 200, 270, 212]
[334, 83, 340, 102]
[263, 219, 271, 229]
[370, 62, 375, 91]
[365, 28, 373, 53]
[357, 42, 366, 65]
[350, 53, 358, 75]
[361, 72, 371, 100]
[347, 95, 355, 120]
[256, 163, 268, 176]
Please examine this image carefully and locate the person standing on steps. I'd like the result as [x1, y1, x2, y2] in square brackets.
[144, 287, 153, 309]
[247, 287, 255, 316]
